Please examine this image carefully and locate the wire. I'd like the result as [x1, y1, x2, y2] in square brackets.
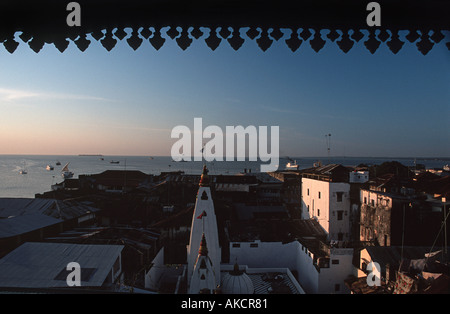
[422, 209, 450, 271]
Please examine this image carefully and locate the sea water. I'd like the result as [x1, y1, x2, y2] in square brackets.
[0, 155, 448, 198]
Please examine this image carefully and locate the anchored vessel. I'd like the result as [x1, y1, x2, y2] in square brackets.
[61, 162, 74, 178]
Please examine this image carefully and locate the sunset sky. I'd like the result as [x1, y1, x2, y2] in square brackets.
[0, 28, 449, 158]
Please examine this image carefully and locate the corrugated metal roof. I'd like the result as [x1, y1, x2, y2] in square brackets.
[0, 198, 54, 217]
[0, 242, 124, 288]
[364, 246, 439, 272]
[0, 214, 62, 239]
[0, 198, 100, 220]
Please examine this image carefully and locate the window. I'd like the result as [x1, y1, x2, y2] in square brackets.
[232, 243, 240, 248]
[337, 211, 343, 220]
[250, 243, 258, 248]
[318, 191, 321, 199]
[307, 188, 309, 196]
[307, 205, 310, 212]
[364, 197, 367, 204]
[336, 192, 343, 202]
[317, 209, 320, 216]
[371, 199, 375, 206]
[332, 259, 339, 265]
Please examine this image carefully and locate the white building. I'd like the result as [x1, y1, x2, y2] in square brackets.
[301, 164, 352, 242]
[349, 170, 369, 183]
[228, 234, 355, 294]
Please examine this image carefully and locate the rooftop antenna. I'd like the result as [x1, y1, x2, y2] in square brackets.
[123, 158, 127, 195]
[325, 133, 331, 164]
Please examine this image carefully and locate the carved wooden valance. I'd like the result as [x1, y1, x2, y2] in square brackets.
[0, 0, 448, 54]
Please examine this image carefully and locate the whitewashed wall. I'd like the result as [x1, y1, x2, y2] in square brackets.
[318, 248, 355, 294]
[229, 240, 355, 294]
[301, 178, 351, 241]
[144, 247, 165, 291]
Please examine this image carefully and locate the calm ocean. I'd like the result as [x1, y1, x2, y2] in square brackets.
[0, 155, 448, 198]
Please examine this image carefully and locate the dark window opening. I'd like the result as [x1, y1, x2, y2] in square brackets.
[54, 267, 97, 282]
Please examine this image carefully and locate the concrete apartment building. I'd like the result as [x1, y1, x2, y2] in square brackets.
[301, 164, 353, 242]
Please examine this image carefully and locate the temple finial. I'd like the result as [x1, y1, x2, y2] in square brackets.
[199, 165, 210, 186]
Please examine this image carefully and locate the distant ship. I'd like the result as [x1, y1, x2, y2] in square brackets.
[46, 165, 54, 171]
[110, 160, 120, 164]
[19, 161, 28, 175]
[285, 160, 299, 170]
[61, 162, 74, 179]
[56, 161, 61, 166]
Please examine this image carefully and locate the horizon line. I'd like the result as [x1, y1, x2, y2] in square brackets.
[0, 153, 449, 160]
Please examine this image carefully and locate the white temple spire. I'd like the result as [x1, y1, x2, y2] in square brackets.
[188, 233, 216, 294]
[187, 165, 221, 288]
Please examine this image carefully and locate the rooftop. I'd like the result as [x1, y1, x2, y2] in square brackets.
[80, 170, 153, 188]
[0, 242, 124, 289]
[220, 264, 304, 294]
[362, 246, 450, 274]
[301, 164, 350, 182]
[0, 214, 62, 239]
[226, 218, 329, 257]
[0, 198, 100, 220]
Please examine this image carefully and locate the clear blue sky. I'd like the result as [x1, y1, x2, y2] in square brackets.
[0, 28, 449, 158]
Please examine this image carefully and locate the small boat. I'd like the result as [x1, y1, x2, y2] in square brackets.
[110, 160, 120, 164]
[56, 161, 61, 166]
[286, 160, 299, 170]
[61, 162, 74, 179]
[19, 161, 28, 174]
[99, 157, 104, 161]
[46, 165, 54, 171]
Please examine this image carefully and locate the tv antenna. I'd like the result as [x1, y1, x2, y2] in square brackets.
[325, 133, 331, 163]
